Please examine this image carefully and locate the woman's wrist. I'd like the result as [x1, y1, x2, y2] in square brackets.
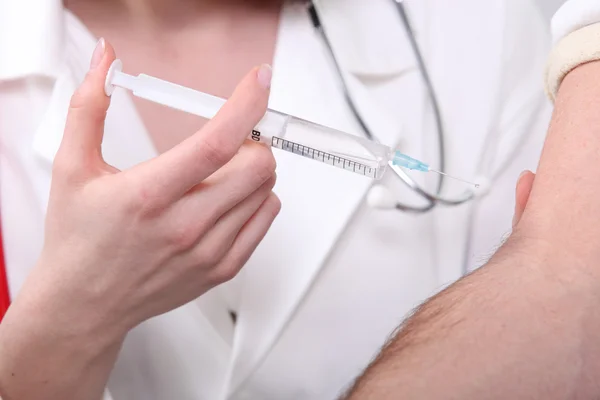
[0, 265, 127, 399]
[26, 256, 131, 339]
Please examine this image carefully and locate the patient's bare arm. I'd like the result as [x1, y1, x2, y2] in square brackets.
[344, 61, 600, 400]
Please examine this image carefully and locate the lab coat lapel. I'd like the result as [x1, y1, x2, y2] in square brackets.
[0, 0, 63, 81]
[313, 0, 419, 147]
[32, 71, 75, 171]
[226, 1, 417, 395]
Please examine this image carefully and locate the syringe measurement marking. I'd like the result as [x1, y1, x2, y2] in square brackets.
[271, 137, 376, 178]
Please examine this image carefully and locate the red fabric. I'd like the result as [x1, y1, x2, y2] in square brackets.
[0, 223, 10, 321]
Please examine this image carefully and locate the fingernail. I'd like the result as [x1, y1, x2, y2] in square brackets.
[257, 64, 272, 89]
[90, 38, 106, 70]
[518, 170, 530, 181]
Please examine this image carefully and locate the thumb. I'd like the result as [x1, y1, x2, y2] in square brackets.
[512, 170, 536, 229]
[58, 38, 117, 175]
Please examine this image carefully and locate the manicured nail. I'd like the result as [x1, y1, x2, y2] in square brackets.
[257, 64, 272, 89]
[90, 38, 106, 70]
[518, 170, 530, 182]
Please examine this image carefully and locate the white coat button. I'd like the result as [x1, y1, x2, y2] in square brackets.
[473, 175, 492, 198]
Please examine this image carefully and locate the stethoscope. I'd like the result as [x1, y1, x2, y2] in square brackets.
[307, 0, 482, 213]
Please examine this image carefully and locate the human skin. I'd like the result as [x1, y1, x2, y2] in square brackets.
[0, 40, 280, 400]
[344, 61, 600, 400]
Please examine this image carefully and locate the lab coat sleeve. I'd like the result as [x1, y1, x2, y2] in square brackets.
[545, 0, 600, 100]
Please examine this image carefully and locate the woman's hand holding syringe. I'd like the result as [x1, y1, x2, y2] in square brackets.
[0, 41, 280, 400]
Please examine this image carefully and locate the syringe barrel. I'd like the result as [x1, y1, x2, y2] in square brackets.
[259, 114, 391, 179]
[108, 63, 391, 179]
[231, 110, 391, 180]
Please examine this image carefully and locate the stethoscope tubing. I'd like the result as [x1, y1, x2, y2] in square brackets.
[308, 0, 476, 213]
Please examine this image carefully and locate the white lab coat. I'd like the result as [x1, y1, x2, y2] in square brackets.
[0, 0, 551, 399]
[551, 0, 600, 43]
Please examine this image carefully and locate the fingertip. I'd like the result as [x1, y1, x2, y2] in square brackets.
[267, 192, 282, 217]
[515, 171, 531, 193]
[513, 171, 535, 229]
[80, 39, 117, 99]
[89, 38, 117, 73]
[69, 39, 116, 116]
[236, 64, 272, 106]
[89, 38, 106, 70]
[256, 64, 272, 89]
[517, 170, 533, 184]
[62, 39, 118, 165]
[199, 65, 272, 157]
[102, 40, 118, 72]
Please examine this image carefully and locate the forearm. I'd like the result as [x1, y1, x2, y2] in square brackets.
[0, 265, 125, 400]
[345, 61, 600, 399]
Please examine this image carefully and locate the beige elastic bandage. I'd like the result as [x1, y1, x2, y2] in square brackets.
[545, 22, 600, 102]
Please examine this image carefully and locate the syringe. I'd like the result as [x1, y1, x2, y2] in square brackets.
[105, 60, 475, 185]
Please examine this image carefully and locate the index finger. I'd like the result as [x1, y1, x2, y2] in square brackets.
[131, 64, 272, 203]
